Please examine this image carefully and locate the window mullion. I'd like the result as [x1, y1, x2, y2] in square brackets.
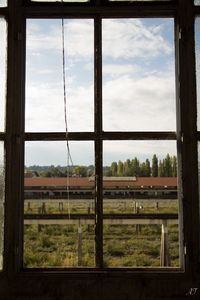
[94, 16, 103, 268]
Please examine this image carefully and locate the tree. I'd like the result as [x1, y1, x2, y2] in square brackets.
[140, 162, 147, 176]
[172, 156, 177, 177]
[152, 154, 158, 177]
[117, 160, 124, 177]
[145, 159, 151, 177]
[131, 158, 140, 177]
[74, 166, 87, 177]
[110, 162, 118, 176]
[124, 159, 132, 176]
[158, 160, 165, 177]
[164, 154, 172, 177]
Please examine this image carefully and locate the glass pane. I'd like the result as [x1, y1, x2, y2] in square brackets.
[103, 140, 180, 267]
[109, 0, 173, 1]
[26, 19, 94, 132]
[103, 18, 176, 131]
[0, 142, 5, 270]
[31, 0, 88, 2]
[24, 141, 95, 268]
[0, 0, 7, 7]
[0, 18, 7, 132]
[195, 18, 200, 130]
[195, 0, 200, 5]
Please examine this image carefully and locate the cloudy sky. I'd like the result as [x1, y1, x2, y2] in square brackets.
[25, 18, 177, 166]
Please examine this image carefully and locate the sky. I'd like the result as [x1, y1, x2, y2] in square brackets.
[25, 18, 177, 166]
[0, 0, 7, 7]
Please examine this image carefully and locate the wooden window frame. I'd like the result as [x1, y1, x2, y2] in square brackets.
[0, 0, 199, 298]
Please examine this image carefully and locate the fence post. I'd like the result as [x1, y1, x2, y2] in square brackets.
[134, 202, 141, 234]
[27, 202, 32, 212]
[160, 220, 170, 267]
[78, 220, 82, 266]
[59, 202, 64, 212]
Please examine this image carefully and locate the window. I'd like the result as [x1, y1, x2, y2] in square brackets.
[24, 15, 181, 269]
[0, 0, 200, 299]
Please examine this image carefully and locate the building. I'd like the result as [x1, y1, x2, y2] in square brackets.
[24, 176, 178, 199]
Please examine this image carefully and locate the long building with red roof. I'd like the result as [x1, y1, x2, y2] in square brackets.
[24, 177, 177, 199]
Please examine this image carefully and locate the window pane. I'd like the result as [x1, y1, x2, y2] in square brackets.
[0, 0, 7, 7]
[195, 0, 200, 5]
[0, 142, 5, 270]
[103, 141, 180, 267]
[26, 19, 94, 132]
[0, 18, 7, 132]
[24, 141, 95, 268]
[31, 0, 89, 2]
[195, 18, 200, 130]
[103, 18, 176, 131]
[109, 0, 173, 1]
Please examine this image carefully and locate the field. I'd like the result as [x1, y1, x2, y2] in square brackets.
[24, 198, 179, 268]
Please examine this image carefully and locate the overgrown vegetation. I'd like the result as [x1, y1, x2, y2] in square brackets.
[24, 199, 179, 268]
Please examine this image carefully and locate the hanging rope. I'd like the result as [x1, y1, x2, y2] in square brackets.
[61, 0, 74, 218]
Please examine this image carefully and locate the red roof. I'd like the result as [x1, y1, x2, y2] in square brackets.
[24, 177, 177, 188]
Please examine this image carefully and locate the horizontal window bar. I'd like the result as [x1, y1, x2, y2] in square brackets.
[196, 132, 200, 140]
[23, 5, 177, 18]
[25, 132, 177, 141]
[0, 133, 5, 140]
[102, 132, 177, 140]
[25, 132, 96, 141]
[24, 213, 178, 220]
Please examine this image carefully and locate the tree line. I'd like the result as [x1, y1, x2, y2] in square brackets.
[25, 154, 177, 178]
[104, 154, 177, 177]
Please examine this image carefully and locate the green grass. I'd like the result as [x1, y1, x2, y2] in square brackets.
[24, 198, 180, 268]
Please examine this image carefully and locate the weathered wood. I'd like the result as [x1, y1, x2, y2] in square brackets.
[160, 220, 170, 267]
[78, 221, 82, 266]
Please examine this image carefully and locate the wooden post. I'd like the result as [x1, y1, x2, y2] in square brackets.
[78, 221, 82, 266]
[160, 220, 170, 267]
[59, 202, 64, 212]
[91, 201, 94, 212]
[155, 201, 159, 210]
[133, 201, 137, 214]
[27, 202, 32, 212]
[87, 205, 91, 231]
[41, 202, 46, 214]
[135, 202, 141, 234]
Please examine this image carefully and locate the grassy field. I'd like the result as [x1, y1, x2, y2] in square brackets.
[23, 198, 179, 268]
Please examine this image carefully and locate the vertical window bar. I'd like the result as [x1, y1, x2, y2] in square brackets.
[174, 16, 184, 269]
[94, 17, 103, 268]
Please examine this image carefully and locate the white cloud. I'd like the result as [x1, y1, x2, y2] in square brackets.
[103, 71, 176, 131]
[27, 19, 173, 61]
[27, 19, 94, 59]
[25, 81, 94, 132]
[102, 19, 172, 59]
[103, 64, 139, 78]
